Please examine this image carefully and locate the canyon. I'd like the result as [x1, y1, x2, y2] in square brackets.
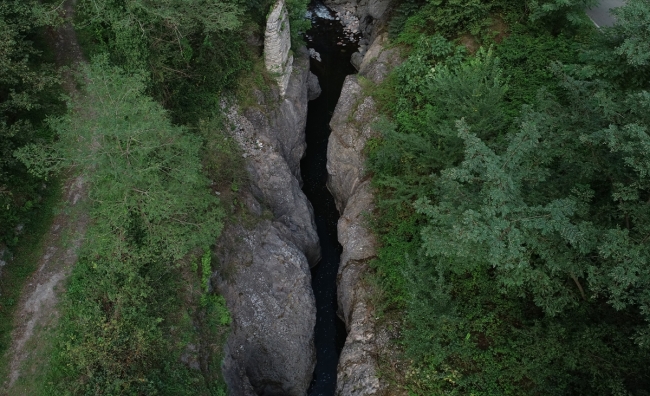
[212, 0, 399, 394]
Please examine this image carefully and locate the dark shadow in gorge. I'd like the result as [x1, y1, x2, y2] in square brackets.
[300, 2, 358, 395]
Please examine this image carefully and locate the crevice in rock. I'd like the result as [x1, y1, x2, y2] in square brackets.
[300, 1, 358, 394]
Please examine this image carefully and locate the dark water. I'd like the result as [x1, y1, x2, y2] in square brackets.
[301, 2, 359, 395]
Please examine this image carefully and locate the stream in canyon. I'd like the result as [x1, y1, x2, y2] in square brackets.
[301, 2, 359, 395]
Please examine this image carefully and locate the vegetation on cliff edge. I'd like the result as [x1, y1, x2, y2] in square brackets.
[369, 0, 650, 394]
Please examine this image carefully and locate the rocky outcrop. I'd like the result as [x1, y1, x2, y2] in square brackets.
[214, 48, 322, 395]
[264, 0, 293, 97]
[326, 35, 400, 396]
[328, 75, 381, 396]
[251, 47, 314, 184]
[324, 0, 392, 43]
[357, 33, 400, 83]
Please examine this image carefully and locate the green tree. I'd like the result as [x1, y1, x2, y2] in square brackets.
[0, 0, 60, 246]
[37, 56, 226, 393]
[50, 55, 223, 262]
[527, 0, 598, 25]
[74, 0, 250, 124]
[368, 2, 650, 391]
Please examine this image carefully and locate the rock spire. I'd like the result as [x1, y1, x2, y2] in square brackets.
[264, 0, 293, 96]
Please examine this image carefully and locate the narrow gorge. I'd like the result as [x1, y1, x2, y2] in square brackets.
[301, 3, 357, 394]
[4, 0, 649, 394]
[212, 0, 396, 394]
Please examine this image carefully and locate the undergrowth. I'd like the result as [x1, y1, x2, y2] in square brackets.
[0, 178, 61, 381]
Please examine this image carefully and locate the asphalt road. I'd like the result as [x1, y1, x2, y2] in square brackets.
[586, 0, 627, 27]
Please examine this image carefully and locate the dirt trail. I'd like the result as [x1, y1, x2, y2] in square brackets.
[2, 1, 89, 393]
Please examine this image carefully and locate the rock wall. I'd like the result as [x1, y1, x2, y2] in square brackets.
[326, 34, 400, 396]
[214, 48, 322, 396]
[324, 0, 392, 64]
[264, 0, 293, 97]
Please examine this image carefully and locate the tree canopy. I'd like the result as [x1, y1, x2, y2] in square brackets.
[369, 0, 650, 393]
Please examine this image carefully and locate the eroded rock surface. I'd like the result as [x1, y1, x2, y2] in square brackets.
[328, 74, 381, 396]
[217, 220, 316, 396]
[357, 33, 400, 84]
[324, 0, 392, 41]
[264, 0, 293, 96]
[327, 34, 400, 396]
[214, 48, 321, 395]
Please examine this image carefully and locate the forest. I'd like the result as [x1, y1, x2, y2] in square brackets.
[368, 0, 650, 394]
[1, 0, 649, 394]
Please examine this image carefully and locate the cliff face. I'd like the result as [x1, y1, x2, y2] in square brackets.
[326, 33, 400, 396]
[214, 42, 322, 394]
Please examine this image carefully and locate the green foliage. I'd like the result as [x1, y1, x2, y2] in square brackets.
[388, 0, 596, 46]
[527, 0, 598, 26]
[0, 179, 61, 379]
[388, 0, 425, 40]
[610, 0, 650, 67]
[403, 260, 648, 395]
[285, 0, 311, 48]
[369, 6, 650, 392]
[0, 0, 62, 246]
[391, 0, 526, 45]
[493, 28, 580, 117]
[36, 57, 229, 394]
[73, 0, 252, 124]
[369, 38, 507, 203]
[48, 57, 223, 260]
[395, 0, 494, 44]
[577, 0, 650, 90]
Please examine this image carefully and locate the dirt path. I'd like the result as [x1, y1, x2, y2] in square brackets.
[1, 1, 89, 393]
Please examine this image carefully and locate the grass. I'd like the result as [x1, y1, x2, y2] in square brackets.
[0, 179, 62, 383]
[6, 325, 57, 396]
[233, 52, 276, 111]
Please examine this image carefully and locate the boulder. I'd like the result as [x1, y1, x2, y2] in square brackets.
[367, 0, 391, 19]
[351, 51, 363, 71]
[308, 47, 322, 62]
[307, 72, 322, 100]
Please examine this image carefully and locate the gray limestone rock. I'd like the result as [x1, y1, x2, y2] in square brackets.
[367, 0, 391, 19]
[225, 87, 320, 266]
[264, 0, 293, 96]
[359, 34, 401, 84]
[327, 77, 381, 395]
[214, 42, 320, 396]
[216, 220, 316, 396]
[309, 47, 322, 62]
[307, 72, 322, 101]
[326, 34, 402, 396]
[248, 49, 311, 182]
[351, 51, 363, 71]
[327, 76, 376, 213]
